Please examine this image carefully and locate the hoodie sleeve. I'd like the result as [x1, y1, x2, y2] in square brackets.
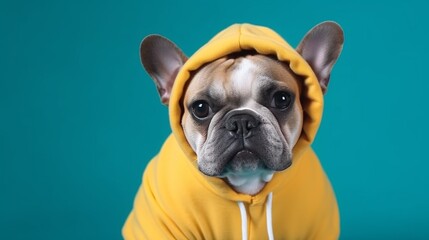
[122, 157, 188, 240]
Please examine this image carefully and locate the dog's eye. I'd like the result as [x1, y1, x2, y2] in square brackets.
[191, 100, 211, 119]
[271, 91, 292, 110]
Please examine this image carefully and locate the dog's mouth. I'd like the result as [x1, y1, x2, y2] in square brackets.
[218, 149, 276, 194]
[222, 149, 265, 173]
[219, 149, 276, 178]
[197, 124, 292, 177]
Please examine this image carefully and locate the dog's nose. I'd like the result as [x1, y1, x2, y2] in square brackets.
[225, 114, 260, 138]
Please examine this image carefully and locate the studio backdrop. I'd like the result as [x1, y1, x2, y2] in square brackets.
[1, 0, 428, 239]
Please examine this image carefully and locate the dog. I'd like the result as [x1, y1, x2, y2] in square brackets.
[123, 22, 344, 239]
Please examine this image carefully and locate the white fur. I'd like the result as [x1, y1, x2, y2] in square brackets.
[231, 59, 257, 96]
[223, 170, 274, 195]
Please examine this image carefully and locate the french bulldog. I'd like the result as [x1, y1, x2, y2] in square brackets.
[140, 22, 343, 196]
[123, 21, 344, 239]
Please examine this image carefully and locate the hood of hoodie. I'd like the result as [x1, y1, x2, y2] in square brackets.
[168, 23, 324, 202]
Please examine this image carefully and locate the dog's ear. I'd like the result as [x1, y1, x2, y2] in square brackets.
[296, 21, 344, 94]
[140, 35, 188, 105]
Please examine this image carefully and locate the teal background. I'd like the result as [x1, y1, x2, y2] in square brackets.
[1, 0, 428, 239]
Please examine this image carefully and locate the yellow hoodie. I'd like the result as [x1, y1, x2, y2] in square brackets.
[123, 24, 339, 239]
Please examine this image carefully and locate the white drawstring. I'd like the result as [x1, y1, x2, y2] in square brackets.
[266, 192, 274, 240]
[237, 201, 248, 240]
[237, 192, 274, 240]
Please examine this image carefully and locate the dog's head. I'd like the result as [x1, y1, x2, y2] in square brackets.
[140, 22, 343, 194]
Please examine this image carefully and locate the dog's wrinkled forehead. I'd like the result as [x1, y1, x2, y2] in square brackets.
[184, 54, 301, 105]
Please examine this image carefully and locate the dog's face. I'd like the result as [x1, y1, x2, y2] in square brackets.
[181, 54, 303, 194]
[140, 22, 343, 195]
